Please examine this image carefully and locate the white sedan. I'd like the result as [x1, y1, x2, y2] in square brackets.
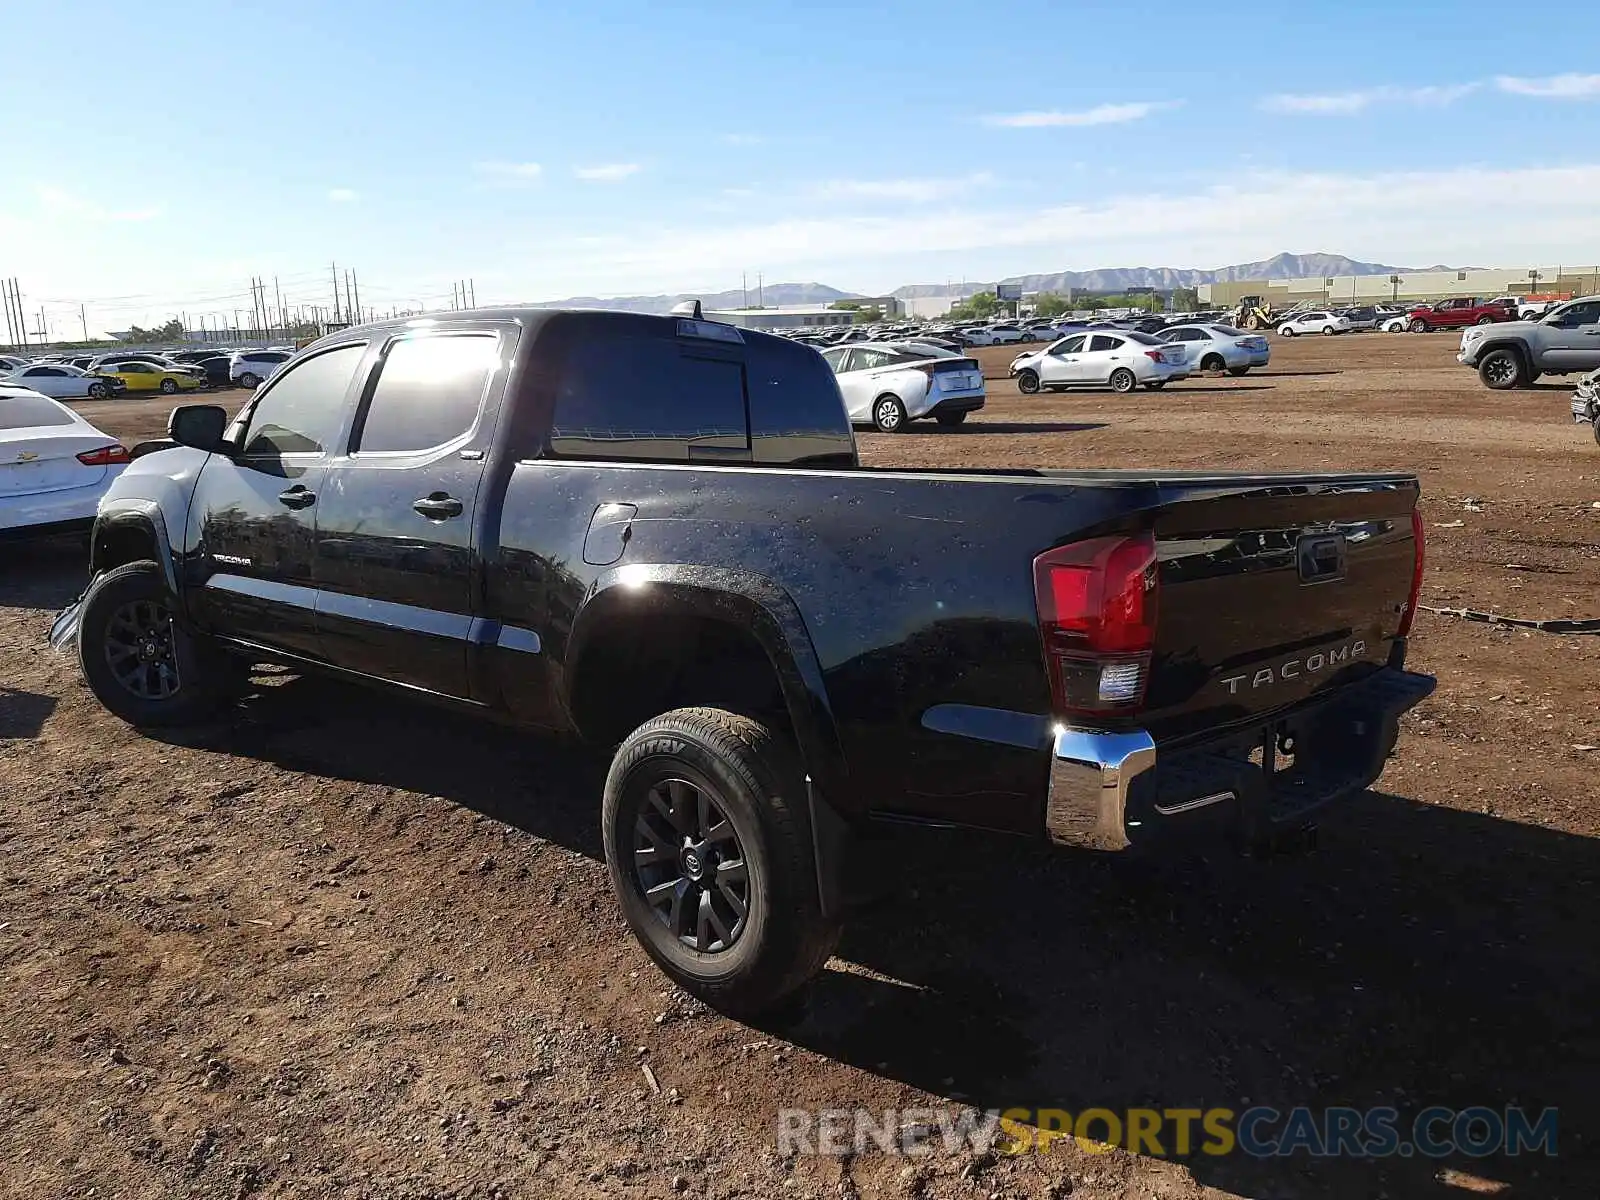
[2, 363, 123, 400]
[1278, 311, 1352, 337]
[1009, 330, 1189, 394]
[820, 342, 986, 431]
[1, 387, 130, 537]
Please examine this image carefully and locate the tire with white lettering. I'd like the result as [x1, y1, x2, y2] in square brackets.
[603, 708, 841, 1017]
[77, 561, 232, 727]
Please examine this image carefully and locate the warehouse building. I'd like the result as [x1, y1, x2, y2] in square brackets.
[1201, 265, 1600, 309]
[705, 296, 902, 330]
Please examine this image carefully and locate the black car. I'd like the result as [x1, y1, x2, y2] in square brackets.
[52, 305, 1434, 1017]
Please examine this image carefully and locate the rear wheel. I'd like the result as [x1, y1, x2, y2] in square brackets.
[871, 395, 907, 433]
[1227, 365, 1250, 376]
[1016, 369, 1040, 395]
[1200, 354, 1225, 373]
[1109, 368, 1137, 394]
[1322, 326, 1337, 336]
[602, 708, 841, 1017]
[1475, 315, 1495, 326]
[934, 411, 967, 427]
[159, 378, 179, 394]
[1478, 348, 1526, 390]
[77, 561, 232, 727]
[1593, 416, 1600, 447]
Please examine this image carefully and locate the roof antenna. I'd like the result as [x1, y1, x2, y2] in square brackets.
[671, 299, 703, 318]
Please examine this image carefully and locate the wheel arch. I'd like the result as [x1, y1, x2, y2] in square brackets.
[564, 565, 849, 809]
[91, 502, 178, 595]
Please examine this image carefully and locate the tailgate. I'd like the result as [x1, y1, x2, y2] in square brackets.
[1143, 477, 1419, 743]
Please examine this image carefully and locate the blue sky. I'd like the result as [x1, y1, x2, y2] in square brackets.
[4, 0, 1600, 333]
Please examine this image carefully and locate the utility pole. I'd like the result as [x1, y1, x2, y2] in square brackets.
[9, 278, 28, 348]
[80, 303, 89, 342]
[274, 276, 283, 335]
[2, 279, 16, 349]
[331, 262, 342, 322]
[468, 278, 476, 308]
[351, 269, 362, 322]
[758, 272, 764, 308]
[742, 271, 748, 309]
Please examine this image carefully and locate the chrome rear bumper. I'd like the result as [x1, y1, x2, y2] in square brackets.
[1046, 726, 1156, 850]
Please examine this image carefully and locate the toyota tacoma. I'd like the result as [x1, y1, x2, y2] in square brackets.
[50, 306, 1435, 1015]
[1457, 295, 1600, 389]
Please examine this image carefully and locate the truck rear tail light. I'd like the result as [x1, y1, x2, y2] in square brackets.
[76, 444, 131, 466]
[1034, 531, 1159, 719]
[1396, 508, 1426, 637]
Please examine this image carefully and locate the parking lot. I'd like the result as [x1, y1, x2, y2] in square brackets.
[2, 331, 1596, 1197]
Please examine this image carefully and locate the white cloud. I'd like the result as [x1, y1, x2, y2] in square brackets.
[983, 101, 1180, 128]
[36, 185, 160, 222]
[575, 162, 642, 182]
[474, 161, 544, 187]
[1495, 73, 1600, 98]
[807, 173, 994, 204]
[1261, 83, 1478, 115]
[505, 163, 1600, 296]
[327, 187, 359, 203]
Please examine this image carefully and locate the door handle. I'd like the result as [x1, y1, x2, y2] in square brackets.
[278, 486, 316, 510]
[413, 493, 464, 520]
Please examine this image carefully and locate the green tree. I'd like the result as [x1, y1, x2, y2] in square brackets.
[1033, 293, 1072, 318]
[1171, 287, 1200, 311]
[947, 290, 999, 320]
[829, 301, 862, 311]
[125, 317, 185, 344]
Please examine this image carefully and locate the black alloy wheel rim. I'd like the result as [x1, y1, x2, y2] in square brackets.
[633, 777, 750, 953]
[1485, 357, 1517, 386]
[104, 599, 181, 700]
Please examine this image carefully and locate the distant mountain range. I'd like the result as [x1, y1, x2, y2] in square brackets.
[524, 254, 1471, 314]
[523, 281, 858, 314]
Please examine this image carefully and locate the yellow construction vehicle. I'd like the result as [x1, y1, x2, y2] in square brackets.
[1229, 295, 1281, 331]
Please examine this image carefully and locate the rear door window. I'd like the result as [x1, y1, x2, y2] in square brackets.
[549, 325, 750, 461]
[353, 333, 499, 453]
[1089, 335, 1123, 352]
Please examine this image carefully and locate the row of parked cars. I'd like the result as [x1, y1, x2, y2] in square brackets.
[817, 319, 1274, 431]
[0, 347, 294, 400]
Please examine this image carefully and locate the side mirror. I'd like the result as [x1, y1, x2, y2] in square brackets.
[168, 404, 230, 452]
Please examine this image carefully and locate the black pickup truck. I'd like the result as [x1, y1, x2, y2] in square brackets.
[52, 306, 1434, 1015]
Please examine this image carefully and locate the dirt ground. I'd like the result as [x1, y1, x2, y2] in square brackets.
[2, 332, 1596, 1199]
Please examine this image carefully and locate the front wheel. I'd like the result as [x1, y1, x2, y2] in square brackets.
[238, 372, 260, 389]
[159, 378, 179, 394]
[871, 395, 907, 433]
[77, 561, 232, 727]
[1280, 326, 1297, 337]
[1015, 369, 1040, 395]
[602, 708, 841, 1017]
[934, 411, 967, 427]
[1409, 319, 1428, 333]
[1227, 365, 1250, 376]
[87, 382, 108, 399]
[1109, 368, 1137, 394]
[1477, 348, 1526, 390]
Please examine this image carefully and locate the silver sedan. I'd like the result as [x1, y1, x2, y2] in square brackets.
[1156, 324, 1270, 375]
